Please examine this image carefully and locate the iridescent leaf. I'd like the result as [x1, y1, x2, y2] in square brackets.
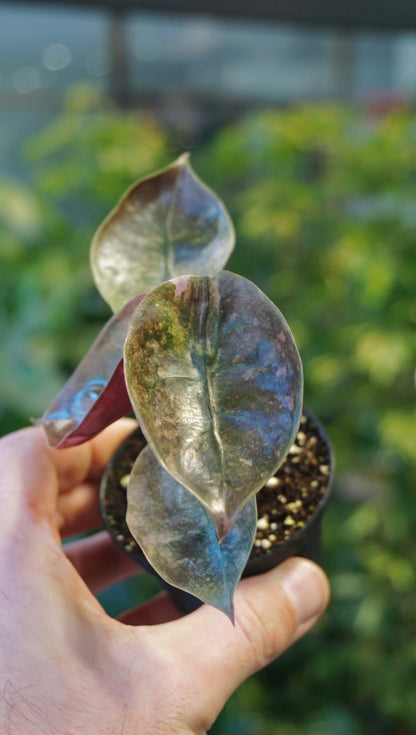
[90, 154, 235, 312]
[126, 444, 257, 619]
[124, 271, 303, 539]
[38, 293, 145, 448]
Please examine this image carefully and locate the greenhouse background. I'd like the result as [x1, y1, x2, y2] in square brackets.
[1, 2, 415, 733]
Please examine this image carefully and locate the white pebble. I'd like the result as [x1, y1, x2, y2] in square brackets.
[266, 476, 280, 488]
[256, 517, 269, 530]
[285, 502, 299, 513]
[261, 539, 272, 549]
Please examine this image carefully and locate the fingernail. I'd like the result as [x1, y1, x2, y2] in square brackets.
[277, 558, 329, 625]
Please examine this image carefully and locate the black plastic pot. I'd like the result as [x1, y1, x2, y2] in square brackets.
[100, 411, 333, 615]
[244, 411, 332, 576]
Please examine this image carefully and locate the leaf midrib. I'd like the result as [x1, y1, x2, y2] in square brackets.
[197, 280, 227, 500]
[162, 166, 181, 281]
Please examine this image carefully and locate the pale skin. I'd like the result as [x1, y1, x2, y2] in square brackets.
[0, 419, 330, 735]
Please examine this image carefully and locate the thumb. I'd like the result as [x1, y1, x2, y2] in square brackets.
[170, 557, 329, 731]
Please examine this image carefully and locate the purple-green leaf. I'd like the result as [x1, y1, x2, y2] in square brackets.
[90, 154, 235, 312]
[37, 293, 145, 448]
[126, 444, 257, 619]
[124, 272, 303, 540]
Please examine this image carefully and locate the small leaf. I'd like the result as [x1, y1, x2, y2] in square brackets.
[38, 293, 145, 447]
[124, 271, 303, 539]
[126, 444, 257, 619]
[90, 154, 235, 312]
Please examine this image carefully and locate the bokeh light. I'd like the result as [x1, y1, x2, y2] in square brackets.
[42, 42, 72, 71]
[12, 65, 42, 94]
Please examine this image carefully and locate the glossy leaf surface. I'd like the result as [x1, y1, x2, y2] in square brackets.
[124, 271, 303, 539]
[126, 444, 257, 619]
[90, 154, 235, 312]
[38, 293, 145, 447]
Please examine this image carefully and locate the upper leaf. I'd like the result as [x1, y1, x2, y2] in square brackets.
[90, 154, 235, 312]
[37, 292, 145, 448]
[124, 271, 303, 539]
[126, 443, 257, 620]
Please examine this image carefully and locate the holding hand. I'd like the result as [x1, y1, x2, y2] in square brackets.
[0, 420, 329, 734]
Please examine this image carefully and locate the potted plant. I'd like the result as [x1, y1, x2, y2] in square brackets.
[39, 155, 332, 621]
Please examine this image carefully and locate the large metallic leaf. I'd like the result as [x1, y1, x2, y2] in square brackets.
[38, 293, 145, 448]
[124, 271, 303, 539]
[90, 154, 235, 312]
[126, 444, 257, 619]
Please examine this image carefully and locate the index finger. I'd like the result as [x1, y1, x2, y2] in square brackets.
[0, 418, 137, 529]
[48, 418, 138, 493]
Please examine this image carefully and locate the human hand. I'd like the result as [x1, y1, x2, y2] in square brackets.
[0, 420, 330, 734]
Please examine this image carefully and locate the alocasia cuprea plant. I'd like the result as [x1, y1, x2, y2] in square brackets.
[39, 154, 303, 619]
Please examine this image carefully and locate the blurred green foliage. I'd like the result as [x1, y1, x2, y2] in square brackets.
[1, 92, 415, 733]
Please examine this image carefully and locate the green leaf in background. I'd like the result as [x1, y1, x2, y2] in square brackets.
[126, 444, 257, 619]
[124, 271, 303, 540]
[90, 153, 235, 311]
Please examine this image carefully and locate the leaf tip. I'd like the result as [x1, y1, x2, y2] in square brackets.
[215, 593, 235, 623]
[176, 151, 191, 167]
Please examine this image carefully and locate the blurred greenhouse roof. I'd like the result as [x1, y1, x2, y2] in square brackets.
[1, 1, 416, 180]
[6, 0, 416, 31]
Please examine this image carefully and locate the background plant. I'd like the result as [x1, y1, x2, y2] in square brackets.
[1, 98, 415, 733]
